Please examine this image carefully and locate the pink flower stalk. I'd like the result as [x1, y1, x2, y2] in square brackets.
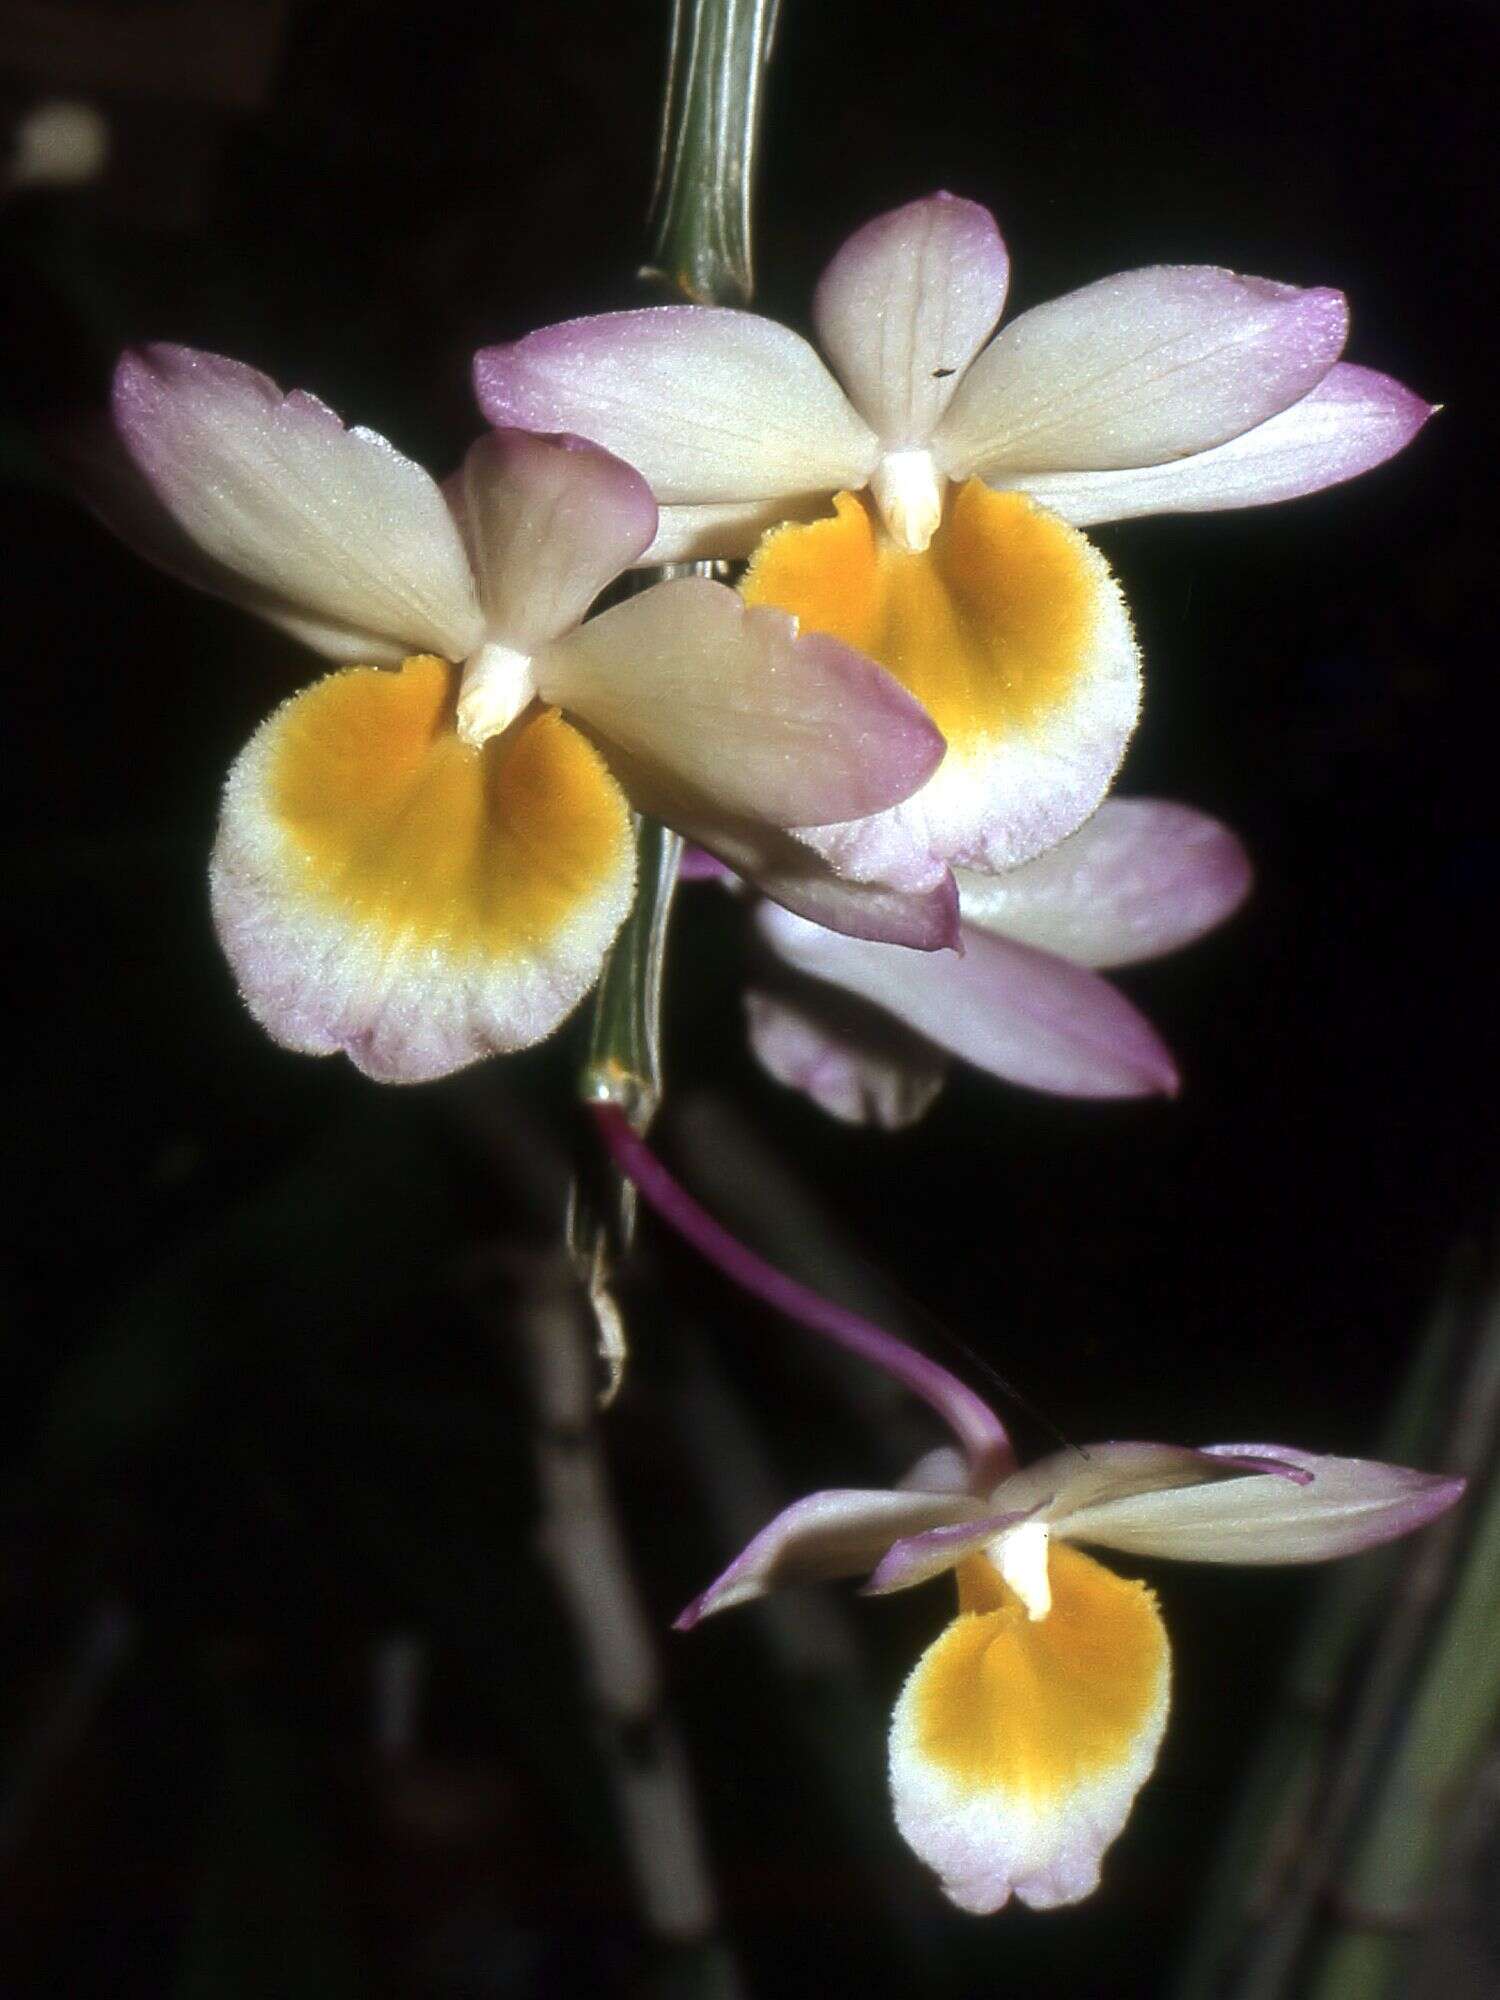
[591, 1103, 1013, 1486]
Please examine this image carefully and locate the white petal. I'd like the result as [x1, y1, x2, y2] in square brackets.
[989, 364, 1435, 525]
[995, 1441, 1246, 1520]
[954, 798, 1252, 968]
[113, 346, 483, 661]
[757, 902, 1179, 1100]
[677, 1487, 980, 1628]
[934, 267, 1347, 477]
[792, 805, 955, 897]
[1050, 1444, 1465, 1564]
[813, 193, 1009, 446]
[686, 818, 962, 949]
[474, 307, 878, 504]
[537, 576, 945, 828]
[453, 429, 656, 651]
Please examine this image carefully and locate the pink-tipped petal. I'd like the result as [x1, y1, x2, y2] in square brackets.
[475, 307, 878, 506]
[63, 414, 379, 651]
[757, 903, 1181, 1101]
[934, 268, 1348, 478]
[453, 430, 656, 651]
[864, 1507, 1042, 1596]
[745, 987, 947, 1129]
[675, 1488, 982, 1630]
[538, 577, 945, 829]
[813, 193, 1010, 447]
[1046, 1442, 1464, 1564]
[762, 865, 964, 949]
[717, 825, 963, 947]
[635, 801, 962, 947]
[993, 365, 1436, 526]
[993, 1440, 1308, 1523]
[955, 798, 1253, 969]
[68, 411, 419, 668]
[794, 806, 955, 897]
[113, 346, 483, 662]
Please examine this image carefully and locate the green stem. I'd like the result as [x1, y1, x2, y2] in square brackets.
[578, 814, 683, 1134]
[571, 0, 779, 1369]
[1174, 1242, 1500, 1999]
[644, 0, 782, 305]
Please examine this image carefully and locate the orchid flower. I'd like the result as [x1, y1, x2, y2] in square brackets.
[588, 1105, 1463, 1914]
[744, 797, 1253, 1123]
[476, 193, 1432, 891]
[76, 346, 952, 1081]
[679, 1428, 1462, 1914]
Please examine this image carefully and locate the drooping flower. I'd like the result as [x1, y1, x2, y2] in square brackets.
[75, 346, 954, 1080]
[678, 1430, 1463, 1913]
[744, 797, 1253, 1123]
[475, 194, 1432, 887]
[585, 1104, 1464, 1915]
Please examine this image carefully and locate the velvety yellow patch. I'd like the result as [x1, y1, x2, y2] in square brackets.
[266, 654, 632, 954]
[910, 1542, 1168, 1802]
[741, 484, 1100, 753]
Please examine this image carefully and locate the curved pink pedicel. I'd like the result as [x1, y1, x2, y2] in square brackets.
[591, 1104, 1013, 1487]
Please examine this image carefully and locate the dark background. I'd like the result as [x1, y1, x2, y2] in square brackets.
[3, 2, 1496, 1995]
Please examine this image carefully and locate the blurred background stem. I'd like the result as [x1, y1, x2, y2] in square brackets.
[1176, 1228, 1500, 2000]
[523, 1274, 747, 1999]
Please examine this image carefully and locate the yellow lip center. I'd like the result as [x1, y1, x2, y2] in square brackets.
[264, 652, 631, 956]
[909, 1540, 1169, 1802]
[741, 481, 1102, 757]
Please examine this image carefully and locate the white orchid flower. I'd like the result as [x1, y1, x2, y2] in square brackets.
[582, 1106, 1463, 1918]
[476, 193, 1431, 890]
[75, 346, 954, 1081]
[678, 1429, 1462, 1913]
